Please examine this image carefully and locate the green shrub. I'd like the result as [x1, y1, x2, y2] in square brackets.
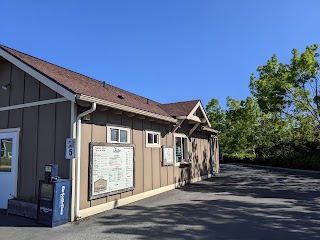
[223, 153, 255, 163]
[223, 153, 320, 171]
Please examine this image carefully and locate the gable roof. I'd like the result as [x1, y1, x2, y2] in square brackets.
[160, 100, 199, 117]
[0, 44, 214, 129]
[160, 100, 212, 127]
[0, 45, 171, 118]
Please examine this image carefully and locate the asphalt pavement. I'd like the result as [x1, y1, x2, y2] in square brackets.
[0, 164, 319, 240]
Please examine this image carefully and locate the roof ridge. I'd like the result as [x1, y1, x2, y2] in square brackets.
[160, 99, 200, 105]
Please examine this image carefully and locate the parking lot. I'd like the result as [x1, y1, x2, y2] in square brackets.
[1, 164, 319, 240]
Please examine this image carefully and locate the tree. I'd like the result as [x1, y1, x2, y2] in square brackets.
[250, 44, 320, 130]
[223, 97, 261, 154]
[256, 112, 294, 157]
[206, 44, 320, 157]
[249, 44, 320, 158]
[206, 97, 262, 155]
[206, 98, 225, 131]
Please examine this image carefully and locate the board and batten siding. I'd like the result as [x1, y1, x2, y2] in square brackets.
[79, 111, 215, 210]
[0, 59, 71, 201]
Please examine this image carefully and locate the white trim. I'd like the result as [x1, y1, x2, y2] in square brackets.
[173, 133, 189, 166]
[75, 103, 97, 220]
[188, 115, 201, 123]
[69, 103, 77, 222]
[201, 126, 219, 134]
[187, 101, 211, 127]
[13, 131, 19, 199]
[0, 98, 68, 112]
[0, 129, 20, 203]
[0, 48, 76, 102]
[176, 116, 187, 120]
[0, 128, 20, 133]
[79, 173, 212, 219]
[107, 125, 131, 144]
[77, 94, 177, 123]
[145, 130, 161, 148]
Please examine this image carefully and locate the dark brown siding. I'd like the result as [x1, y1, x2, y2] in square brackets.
[0, 57, 217, 211]
[0, 59, 71, 201]
[132, 118, 143, 194]
[36, 84, 56, 196]
[160, 124, 168, 187]
[55, 101, 73, 178]
[166, 130, 174, 185]
[79, 110, 216, 209]
[0, 59, 10, 128]
[79, 124, 91, 209]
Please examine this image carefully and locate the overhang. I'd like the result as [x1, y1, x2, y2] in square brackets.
[77, 94, 177, 123]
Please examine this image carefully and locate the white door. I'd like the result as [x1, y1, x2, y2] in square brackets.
[0, 130, 19, 209]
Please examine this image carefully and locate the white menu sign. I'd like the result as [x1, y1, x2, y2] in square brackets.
[90, 144, 134, 198]
[162, 146, 174, 166]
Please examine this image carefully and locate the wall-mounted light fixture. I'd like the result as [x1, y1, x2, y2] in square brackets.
[1, 83, 10, 91]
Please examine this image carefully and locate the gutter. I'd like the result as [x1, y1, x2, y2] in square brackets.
[77, 94, 177, 124]
[201, 126, 219, 134]
[75, 102, 97, 220]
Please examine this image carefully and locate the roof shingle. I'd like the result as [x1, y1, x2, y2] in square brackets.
[159, 100, 199, 117]
[0, 45, 171, 117]
[0, 44, 212, 123]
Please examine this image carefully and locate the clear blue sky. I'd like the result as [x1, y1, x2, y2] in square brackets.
[1, 1, 319, 109]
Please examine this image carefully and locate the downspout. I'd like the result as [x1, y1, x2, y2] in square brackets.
[212, 134, 219, 174]
[210, 135, 215, 175]
[75, 103, 96, 220]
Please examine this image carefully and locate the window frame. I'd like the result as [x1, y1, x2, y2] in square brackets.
[106, 125, 131, 144]
[145, 130, 161, 148]
[173, 133, 189, 166]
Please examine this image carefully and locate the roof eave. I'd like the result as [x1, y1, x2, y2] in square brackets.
[77, 94, 177, 124]
[200, 126, 219, 134]
[0, 46, 76, 102]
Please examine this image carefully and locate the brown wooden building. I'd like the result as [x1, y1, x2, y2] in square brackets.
[0, 44, 219, 220]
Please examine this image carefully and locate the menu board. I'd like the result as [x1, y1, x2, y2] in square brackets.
[89, 143, 134, 199]
[162, 146, 174, 166]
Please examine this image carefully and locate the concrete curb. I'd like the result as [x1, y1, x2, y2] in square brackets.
[222, 163, 320, 175]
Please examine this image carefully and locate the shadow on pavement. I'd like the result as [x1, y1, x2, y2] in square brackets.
[96, 164, 320, 240]
[0, 209, 41, 227]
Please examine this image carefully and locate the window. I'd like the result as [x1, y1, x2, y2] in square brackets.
[174, 134, 189, 165]
[146, 130, 161, 147]
[107, 125, 130, 143]
[0, 138, 12, 172]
